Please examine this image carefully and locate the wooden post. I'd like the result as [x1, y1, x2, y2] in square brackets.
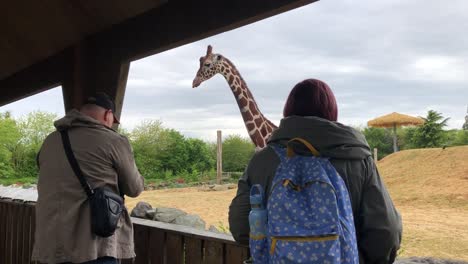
[374, 148, 378, 162]
[216, 130, 222, 185]
[62, 42, 129, 129]
[392, 123, 398, 153]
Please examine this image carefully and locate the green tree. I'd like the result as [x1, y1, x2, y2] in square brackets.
[398, 127, 418, 150]
[18, 111, 57, 149]
[446, 129, 468, 146]
[361, 127, 393, 159]
[0, 112, 21, 178]
[410, 110, 449, 148]
[185, 138, 215, 173]
[222, 135, 255, 172]
[130, 120, 214, 180]
[157, 129, 189, 175]
[130, 120, 167, 179]
[14, 111, 58, 178]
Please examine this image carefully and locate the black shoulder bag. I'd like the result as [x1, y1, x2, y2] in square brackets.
[60, 130, 124, 237]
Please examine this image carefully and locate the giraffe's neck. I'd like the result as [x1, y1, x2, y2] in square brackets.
[218, 58, 277, 149]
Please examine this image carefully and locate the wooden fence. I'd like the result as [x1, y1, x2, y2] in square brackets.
[0, 194, 249, 264]
[0, 199, 37, 264]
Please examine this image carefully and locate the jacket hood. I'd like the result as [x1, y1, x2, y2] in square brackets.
[268, 116, 371, 159]
[54, 109, 114, 131]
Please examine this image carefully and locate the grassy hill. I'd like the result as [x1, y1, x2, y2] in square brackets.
[378, 145, 468, 208]
[377, 145, 468, 260]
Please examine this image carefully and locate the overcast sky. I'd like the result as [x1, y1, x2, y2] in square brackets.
[1, 0, 467, 141]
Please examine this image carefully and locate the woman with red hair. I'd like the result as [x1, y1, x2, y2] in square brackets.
[229, 79, 402, 264]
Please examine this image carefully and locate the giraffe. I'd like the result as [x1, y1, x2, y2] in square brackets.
[192, 45, 277, 149]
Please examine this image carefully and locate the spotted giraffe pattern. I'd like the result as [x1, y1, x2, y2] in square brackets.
[193, 45, 277, 149]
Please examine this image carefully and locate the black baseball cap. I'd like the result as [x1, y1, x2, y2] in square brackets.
[85, 92, 120, 124]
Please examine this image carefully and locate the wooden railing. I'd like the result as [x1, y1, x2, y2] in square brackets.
[0, 196, 249, 264]
[125, 218, 249, 264]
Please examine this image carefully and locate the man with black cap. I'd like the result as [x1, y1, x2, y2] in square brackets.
[32, 92, 144, 264]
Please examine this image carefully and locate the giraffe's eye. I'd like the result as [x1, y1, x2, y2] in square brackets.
[204, 63, 211, 67]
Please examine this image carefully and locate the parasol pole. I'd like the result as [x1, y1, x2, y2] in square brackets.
[392, 123, 398, 152]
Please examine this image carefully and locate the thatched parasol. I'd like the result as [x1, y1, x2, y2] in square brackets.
[367, 112, 424, 152]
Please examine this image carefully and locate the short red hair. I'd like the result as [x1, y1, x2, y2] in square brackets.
[283, 79, 338, 121]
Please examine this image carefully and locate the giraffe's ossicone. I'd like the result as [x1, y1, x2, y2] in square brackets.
[192, 45, 277, 149]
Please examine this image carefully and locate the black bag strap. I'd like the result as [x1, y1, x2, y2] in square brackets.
[60, 130, 94, 197]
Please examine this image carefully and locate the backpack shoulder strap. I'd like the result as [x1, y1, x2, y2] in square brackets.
[287, 138, 320, 157]
[60, 130, 94, 197]
[269, 144, 287, 163]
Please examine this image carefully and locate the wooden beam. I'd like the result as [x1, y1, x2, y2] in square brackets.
[0, 0, 317, 107]
[61, 42, 129, 126]
[90, 0, 317, 61]
[0, 50, 67, 107]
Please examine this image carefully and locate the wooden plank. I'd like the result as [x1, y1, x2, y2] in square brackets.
[204, 240, 224, 264]
[184, 237, 203, 264]
[133, 224, 150, 264]
[165, 233, 183, 264]
[0, 201, 6, 264]
[30, 203, 37, 264]
[5, 201, 12, 264]
[225, 244, 249, 264]
[11, 202, 20, 264]
[16, 203, 25, 263]
[131, 218, 238, 245]
[22, 204, 33, 264]
[148, 228, 165, 264]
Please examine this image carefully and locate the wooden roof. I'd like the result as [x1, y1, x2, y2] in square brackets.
[1, 0, 166, 81]
[0, 0, 317, 107]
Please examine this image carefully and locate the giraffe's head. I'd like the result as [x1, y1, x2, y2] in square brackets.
[192, 45, 223, 88]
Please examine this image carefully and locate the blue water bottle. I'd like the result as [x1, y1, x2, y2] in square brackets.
[249, 184, 268, 263]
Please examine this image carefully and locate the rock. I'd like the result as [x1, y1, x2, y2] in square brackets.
[197, 185, 212, 192]
[208, 225, 221, 233]
[212, 185, 229, 191]
[145, 209, 157, 219]
[130, 201, 153, 219]
[173, 214, 206, 230]
[198, 184, 234, 192]
[153, 207, 187, 223]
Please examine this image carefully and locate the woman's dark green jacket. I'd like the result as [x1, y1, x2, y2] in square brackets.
[229, 116, 402, 264]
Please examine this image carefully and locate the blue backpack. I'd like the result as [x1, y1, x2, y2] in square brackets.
[249, 138, 359, 264]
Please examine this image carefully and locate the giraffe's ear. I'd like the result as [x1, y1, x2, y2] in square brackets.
[207, 45, 213, 55]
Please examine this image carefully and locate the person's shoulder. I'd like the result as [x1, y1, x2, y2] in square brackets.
[249, 144, 281, 165]
[42, 130, 60, 145]
[105, 129, 131, 145]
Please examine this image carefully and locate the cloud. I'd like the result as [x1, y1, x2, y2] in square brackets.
[1, 0, 467, 140]
[407, 56, 468, 82]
